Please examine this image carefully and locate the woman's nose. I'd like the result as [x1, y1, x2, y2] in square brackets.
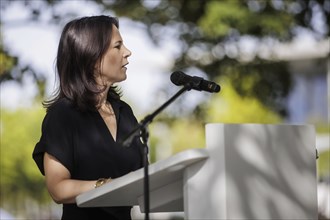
[124, 45, 132, 58]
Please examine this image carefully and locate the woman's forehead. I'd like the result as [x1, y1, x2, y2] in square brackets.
[110, 25, 123, 42]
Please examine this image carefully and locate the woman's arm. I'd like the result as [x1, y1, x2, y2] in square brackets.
[43, 152, 96, 204]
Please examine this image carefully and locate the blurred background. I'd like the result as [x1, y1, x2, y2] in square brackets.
[0, 0, 329, 219]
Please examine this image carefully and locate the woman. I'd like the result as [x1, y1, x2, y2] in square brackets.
[33, 15, 143, 220]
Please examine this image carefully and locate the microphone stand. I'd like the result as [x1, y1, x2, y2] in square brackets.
[120, 83, 193, 220]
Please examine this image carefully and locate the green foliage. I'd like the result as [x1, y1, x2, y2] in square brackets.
[0, 50, 16, 77]
[0, 105, 51, 212]
[223, 62, 292, 116]
[0, 31, 17, 79]
[198, 0, 327, 40]
[206, 76, 282, 124]
[168, 119, 205, 154]
[0, 25, 46, 95]
[199, 0, 251, 38]
[318, 149, 330, 179]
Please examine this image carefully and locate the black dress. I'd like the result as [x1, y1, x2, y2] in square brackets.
[33, 98, 143, 220]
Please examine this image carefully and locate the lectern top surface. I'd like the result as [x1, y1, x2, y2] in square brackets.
[76, 148, 208, 208]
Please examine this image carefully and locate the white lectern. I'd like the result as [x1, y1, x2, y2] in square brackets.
[76, 123, 318, 220]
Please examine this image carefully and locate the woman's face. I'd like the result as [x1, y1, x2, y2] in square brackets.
[97, 24, 132, 86]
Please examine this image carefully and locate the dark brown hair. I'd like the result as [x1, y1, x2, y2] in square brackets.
[44, 15, 120, 111]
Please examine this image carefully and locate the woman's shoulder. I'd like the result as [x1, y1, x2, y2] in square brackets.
[112, 98, 133, 112]
[49, 97, 74, 110]
[40, 98, 80, 133]
[116, 98, 131, 107]
[46, 98, 78, 119]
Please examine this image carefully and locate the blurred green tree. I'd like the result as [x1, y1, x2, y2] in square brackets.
[205, 76, 282, 124]
[0, 40, 16, 78]
[0, 106, 51, 216]
[0, 24, 46, 99]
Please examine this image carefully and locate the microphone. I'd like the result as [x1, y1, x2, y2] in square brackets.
[170, 71, 221, 93]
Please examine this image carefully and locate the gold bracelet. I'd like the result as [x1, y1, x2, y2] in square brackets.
[94, 178, 107, 188]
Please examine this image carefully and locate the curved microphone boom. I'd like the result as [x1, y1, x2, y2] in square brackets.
[170, 71, 221, 93]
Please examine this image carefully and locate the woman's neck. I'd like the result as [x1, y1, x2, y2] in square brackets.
[97, 85, 111, 107]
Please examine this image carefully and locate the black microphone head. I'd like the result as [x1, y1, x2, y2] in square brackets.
[200, 80, 221, 93]
[171, 71, 221, 93]
[213, 84, 221, 93]
[170, 71, 186, 86]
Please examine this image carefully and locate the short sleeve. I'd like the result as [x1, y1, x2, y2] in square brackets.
[32, 100, 76, 176]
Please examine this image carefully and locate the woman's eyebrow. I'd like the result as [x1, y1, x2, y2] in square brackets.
[114, 40, 123, 45]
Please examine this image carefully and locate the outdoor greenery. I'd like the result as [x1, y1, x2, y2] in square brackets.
[1, 105, 51, 217]
[0, 0, 329, 218]
[318, 150, 330, 179]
